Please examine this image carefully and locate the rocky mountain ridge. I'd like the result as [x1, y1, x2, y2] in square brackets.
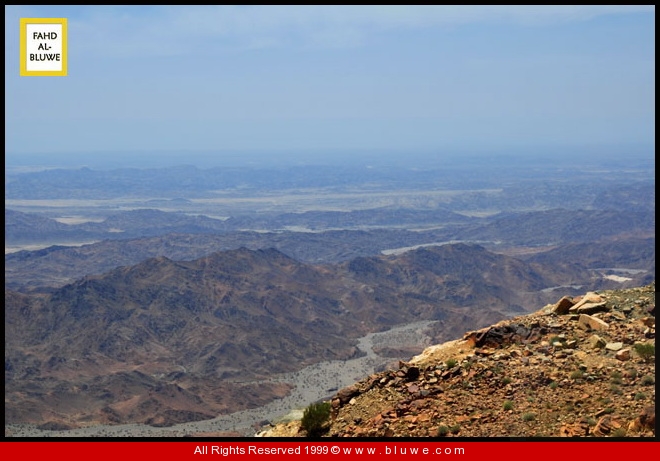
[259, 283, 655, 438]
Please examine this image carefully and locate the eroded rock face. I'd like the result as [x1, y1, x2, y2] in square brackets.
[264, 283, 655, 438]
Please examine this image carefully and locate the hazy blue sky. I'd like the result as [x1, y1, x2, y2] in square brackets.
[4, 5, 655, 163]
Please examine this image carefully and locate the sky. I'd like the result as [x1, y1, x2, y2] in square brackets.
[4, 5, 656, 165]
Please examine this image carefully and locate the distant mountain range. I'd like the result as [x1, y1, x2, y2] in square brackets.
[5, 158, 654, 200]
[6, 207, 654, 292]
[5, 206, 476, 244]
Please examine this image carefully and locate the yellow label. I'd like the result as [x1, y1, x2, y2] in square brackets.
[20, 18, 68, 76]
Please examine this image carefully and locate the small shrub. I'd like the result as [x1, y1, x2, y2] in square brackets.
[610, 384, 623, 395]
[612, 428, 627, 437]
[300, 401, 331, 437]
[634, 392, 647, 401]
[634, 343, 655, 362]
[548, 381, 558, 390]
[641, 375, 655, 386]
[625, 368, 638, 379]
[570, 370, 584, 380]
[445, 358, 458, 369]
[522, 412, 536, 422]
[610, 371, 623, 385]
[502, 377, 512, 385]
[436, 425, 449, 437]
[503, 400, 514, 411]
[450, 424, 460, 434]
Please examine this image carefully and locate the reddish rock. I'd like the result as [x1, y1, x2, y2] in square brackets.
[615, 349, 631, 361]
[336, 384, 361, 404]
[593, 415, 622, 436]
[559, 421, 589, 437]
[406, 383, 420, 394]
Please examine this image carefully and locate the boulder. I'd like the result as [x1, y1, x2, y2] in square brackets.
[335, 384, 361, 405]
[615, 349, 631, 361]
[552, 296, 575, 315]
[578, 314, 609, 332]
[574, 302, 609, 315]
[569, 292, 604, 312]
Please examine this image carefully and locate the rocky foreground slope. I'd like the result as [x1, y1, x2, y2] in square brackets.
[259, 283, 655, 437]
